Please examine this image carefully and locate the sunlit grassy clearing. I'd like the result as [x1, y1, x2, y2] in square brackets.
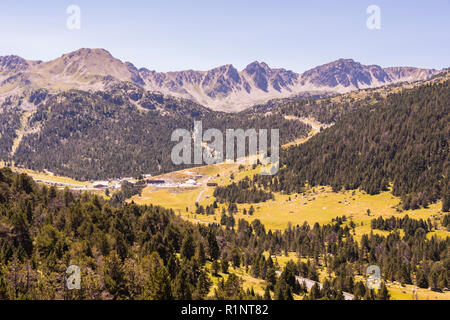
[1, 163, 89, 186]
[352, 275, 450, 300]
[205, 261, 267, 298]
[134, 180, 447, 241]
[128, 143, 448, 239]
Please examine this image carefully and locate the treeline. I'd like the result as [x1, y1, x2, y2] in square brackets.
[5, 81, 310, 180]
[247, 86, 386, 124]
[442, 214, 450, 231]
[109, 180, 146, 207]
[214, 177, 274, 204]
[195, 201, 218, 215]
[254, 80, 450, 210]
[0, 88, 50, 161]
[371, 215, 433, 235]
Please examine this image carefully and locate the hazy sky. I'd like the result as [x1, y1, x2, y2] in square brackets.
[0, 0, 448, 72]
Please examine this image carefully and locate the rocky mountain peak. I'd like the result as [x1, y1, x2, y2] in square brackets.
[302, 58, 388, 88]
[0, 49, 440, 112]
[0, 55, 29, 73]
[62, 48, 113, 59]
[244, 61, 271, 74]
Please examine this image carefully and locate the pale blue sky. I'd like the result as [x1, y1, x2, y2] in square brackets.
[0, 0, 448, 72]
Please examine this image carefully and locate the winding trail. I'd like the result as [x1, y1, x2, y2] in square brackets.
[10, 111, 34, 159]
[282, 116, 333, 148]
[195, 176, 212, 203]
[195, 189, 205, 203]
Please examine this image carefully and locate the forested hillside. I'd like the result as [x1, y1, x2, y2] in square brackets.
[0, 169, 448, 300]
[214, 176, 274, 204]
[248, 71, 449, 124]
[0, 110, 21, 159]
[254, 80, 449, 210]
[1, 82, 310, 180]
[248, 86, 385, 124]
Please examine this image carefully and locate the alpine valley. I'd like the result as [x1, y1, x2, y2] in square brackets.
[0, 48, 449, 302]
[0, 48, 442, 180]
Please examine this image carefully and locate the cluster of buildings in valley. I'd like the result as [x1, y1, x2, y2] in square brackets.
[146, 174, 208, 188]
[33, 172, 219, 191]
[33, 176, 138, 191]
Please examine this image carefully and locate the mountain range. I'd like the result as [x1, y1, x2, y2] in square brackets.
[0, 48, 439, 112]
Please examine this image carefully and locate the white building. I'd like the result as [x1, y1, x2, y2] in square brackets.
[185, 179, 197, 186]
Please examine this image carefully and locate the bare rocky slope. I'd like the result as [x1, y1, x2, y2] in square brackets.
[0, 48, 439, 112]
